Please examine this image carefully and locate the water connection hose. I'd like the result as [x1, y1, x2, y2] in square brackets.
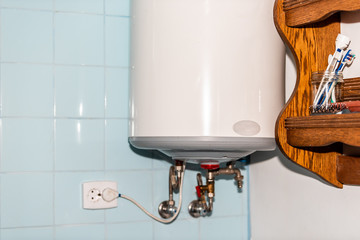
[102, 162, 186, 224]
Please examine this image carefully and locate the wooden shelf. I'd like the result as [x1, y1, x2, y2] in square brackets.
[337, 155, 360, 185]
[283, 0, 360, 27]
[285, 77, 360, 148]
[285, 113, 360, 147]
[274, 0, 360, 188]
[343, 77, 360, 101]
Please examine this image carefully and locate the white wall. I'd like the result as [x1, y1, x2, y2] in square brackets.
[250, 11, 360, 240]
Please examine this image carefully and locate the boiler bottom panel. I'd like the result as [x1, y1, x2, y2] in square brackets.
[129, 136, 275, 164]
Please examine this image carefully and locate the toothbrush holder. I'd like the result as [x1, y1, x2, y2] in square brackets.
[310, 71, 344, 114]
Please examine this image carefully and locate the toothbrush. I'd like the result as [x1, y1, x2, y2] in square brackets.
[321, 50, 356, 104]
[336, 49, 356, 73]
[314, 73, 335, 106]
[327, 34, 351, 72]
[313, 34, 351, 106]
[328, 50, 356, 103]
[323, 74, 340, 104]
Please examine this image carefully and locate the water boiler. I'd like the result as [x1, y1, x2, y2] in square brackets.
[129, 0, 285, 164]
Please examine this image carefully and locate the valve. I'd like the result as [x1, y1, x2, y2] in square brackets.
[158, 161, 184, 219]
[188, 161, 244, 218]
[200, 163, 220, 170]
[158, 200, 177, 219]
[188, 200, 207, 218]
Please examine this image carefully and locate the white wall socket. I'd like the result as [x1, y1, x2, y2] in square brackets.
[82, 181, 118, 209]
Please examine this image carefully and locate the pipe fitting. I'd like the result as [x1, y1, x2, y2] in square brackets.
[188, 161, 244, 218]
[158, 200, 177, 219]
[159, 161, 184, 219]
[188, 200, 207, 218]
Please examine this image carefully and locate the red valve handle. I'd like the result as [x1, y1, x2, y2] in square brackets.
[195, 186, 201, 198]
[200, 164, 220, 170]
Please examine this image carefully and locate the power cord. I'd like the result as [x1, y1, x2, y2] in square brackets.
[101, 163, 186, 224]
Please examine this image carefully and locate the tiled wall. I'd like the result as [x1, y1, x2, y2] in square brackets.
[0, 0, 249, 239]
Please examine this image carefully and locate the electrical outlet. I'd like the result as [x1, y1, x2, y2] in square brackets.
[82, 181, 118, 209]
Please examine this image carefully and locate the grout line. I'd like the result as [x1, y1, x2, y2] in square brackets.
[0, 5, 3, 231]
[151, 170, 155, 240]
[0, 116, 128, 120]
[150, 163, 157, 240]
[52, 0, 56, 172]
[0, 214, 248, 232]
[103, 1, 107, 69]
[104, 224, 108, 240]
[0, 168, 157, 175]
[0, 170, 105, 174]
[103, 0, 107, 171]
[1, 222, 108, 230]
[0, 61, 130, 69]
[0, 156, 2, 231]
[52, 120, 56, 240]
[246, 164, 251, 240]
[106, 219, 153, 226]
[0, 219, 155, 230]
[0, 5, 2, 118]
[1, 225, 55, 230]
[198, 218, 201, 240]
[52, 3, 57, 237]
[152, 220, 155, 240]
[102, 114, 106, 173]
[0, 6, 130, 18]
[52, 6, 56, 119]
[102, 1, 108, 239]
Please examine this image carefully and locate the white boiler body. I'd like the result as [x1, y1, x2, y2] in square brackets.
[129, 0, 285, 163]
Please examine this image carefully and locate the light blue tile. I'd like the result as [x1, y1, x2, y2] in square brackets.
[105, 67, 128, 118]
[55, 13, 104, 65]
[1, 227, 53, 240]
[1, 118, 53, 171]
[104, 171, 153, 222]
[54, 172, 105, 225]
[55, 119, 105, 171]
[105, 119, 152, 170]
[153, 218, 199, 240]
[107, 221, 152, 240]
[105, 16, 129, 66]
[1, 9, 53, 63]
[55, 0, 104, 14]
[105, 0, 130, 16]
[55, 224, 105, 240]
[1, 63, 53, 117]
[0, 173, 53, 228]
[200, 216, 248, 240]
[152, 151, 172, 169]
[55, 66, 104, 118]
[1, 0, 53, 10]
